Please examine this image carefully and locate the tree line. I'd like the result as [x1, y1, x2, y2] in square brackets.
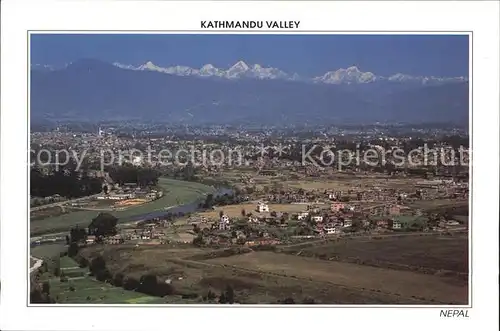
[31, 166, 103, 198]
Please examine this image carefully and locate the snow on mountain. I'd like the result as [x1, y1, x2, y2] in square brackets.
[226, 60, 250, 79]
[313, 66, 377, 84]
[199, 64, 225, 77]
[113, 62, 137, 70]
[249, 64, 289, 80]
[90, 60, 469, 85]
[164, 65, 200, 76]
[386, 73, 468, 85]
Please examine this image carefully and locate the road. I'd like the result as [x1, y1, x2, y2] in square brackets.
[30, 256, 43, 273]
[30, 193, 102, 212]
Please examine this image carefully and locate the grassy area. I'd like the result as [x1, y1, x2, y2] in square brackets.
[31, 243, 66, 260]
[408, 199, 468, 212]
[286, 176, 422, 192]
[282, 234, 468, 274]
[31, 206, 67, 221]
[80, 243, 463, 304]
[30, 178, 215, 236]
[42, 273, 166, 304]
[37, 256, 165, 304]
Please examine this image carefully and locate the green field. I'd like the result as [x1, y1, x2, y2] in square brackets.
[38, 257, 165, 304]
[30, 178, 215, 236]
[31, 243, 66, 260]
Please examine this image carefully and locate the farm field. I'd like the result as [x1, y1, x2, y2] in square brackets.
[207, 251, 468, 304]
[78, 240, 466, 304]
[286, 176, 422, 192]
[281, 234, 469, 275]
[31, 243, 66, 260]
[408, 199, 468, 212]
[30, 178, 215, 236]
[31, 206, 67, 221]
[36, 257, 165, 304]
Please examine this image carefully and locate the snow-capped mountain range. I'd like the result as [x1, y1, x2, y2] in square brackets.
[31, 60, 468, 85]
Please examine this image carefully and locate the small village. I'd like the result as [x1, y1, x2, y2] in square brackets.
[76, 177, 467, 249]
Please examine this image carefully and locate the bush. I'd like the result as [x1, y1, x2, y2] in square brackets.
[113, 273, 125, 287]
[41, 281, 50, 294]
[95, 269, 112, 282]
[182, 293, 199, 299]
[155, 282, 175, 297]
[206, 290, 217, 301]
[89, 256, 106, 275]
[68, 243, 79, 257]
[77, 257, 88, 268]
[123, 277, 140, 291]
[138, 274, 158, 296]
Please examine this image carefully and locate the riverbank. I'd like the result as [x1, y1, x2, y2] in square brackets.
[30, 178, 216, 236]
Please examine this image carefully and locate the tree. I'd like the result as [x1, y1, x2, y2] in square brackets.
[138, 274, 158, 296]
[113, 273, 125, 287]
[225, 285, 235, 304]
[302, 297, 316, 304]
[193, 224, 200, 234]
[69, 226, 86, 243]
[42, 282, 50, 295]
[207, 290, 217, 301]
[67, 242, 79, 257]
[95, 269, 112, 282]
[123, 277, 140, 291]
[89, 256, 106, 275]
[88, 213, 118, 237]
[203, 194, 214, 209]
[192, 233, 204, 247]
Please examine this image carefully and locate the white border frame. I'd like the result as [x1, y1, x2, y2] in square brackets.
[25, 30, 474, 309]
[2, 1, 499, 331]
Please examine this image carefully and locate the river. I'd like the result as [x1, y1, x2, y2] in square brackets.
[119, 186, 234, 222]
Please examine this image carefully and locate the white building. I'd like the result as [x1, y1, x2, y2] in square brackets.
[324, 225, 337, 235]
[219, 215, 230, 230]
[257, 203, 269, 213]
[297, 211, 309, 220]
[392, 220, 402, 229]
[311, 215, 324, 223]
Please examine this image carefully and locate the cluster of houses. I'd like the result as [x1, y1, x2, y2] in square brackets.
[96, 183, 163, 202]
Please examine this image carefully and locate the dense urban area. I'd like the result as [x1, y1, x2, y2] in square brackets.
[30, 122, 469, 305]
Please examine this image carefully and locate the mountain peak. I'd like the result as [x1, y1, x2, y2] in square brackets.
[231, 60, 249, 70]
[102, 59, 469, 85]
[141, 61, 157, 69]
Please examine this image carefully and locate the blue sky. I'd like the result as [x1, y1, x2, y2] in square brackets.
[30, 34, 469, 77]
